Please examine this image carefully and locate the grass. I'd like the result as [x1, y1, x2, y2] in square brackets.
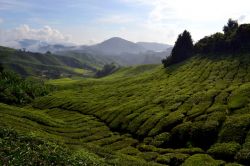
[2, 54, 250, 164]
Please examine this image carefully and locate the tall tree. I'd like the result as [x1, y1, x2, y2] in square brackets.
[162, 30, 193, 67]
[0, 63, 3, 73]
[223, 18, 238, 35]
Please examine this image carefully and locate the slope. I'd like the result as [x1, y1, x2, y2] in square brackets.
[0, 46, 96, 78]
[2, 54, 250, 165]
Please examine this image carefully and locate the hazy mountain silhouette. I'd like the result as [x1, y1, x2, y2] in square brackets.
[137, 42, 172, 52]
[89, 37, 146, 55]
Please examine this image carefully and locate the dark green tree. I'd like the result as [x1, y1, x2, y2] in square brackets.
[95, 63, 117, 77]
[232, 24, 250, 52]
[223, 19, 238, 35]
[46, 51, 52, 55]
[162, 30, 193, 67]
[0, 63, 3, 73]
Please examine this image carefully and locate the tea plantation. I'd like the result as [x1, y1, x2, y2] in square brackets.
[1, 54, 250, 165]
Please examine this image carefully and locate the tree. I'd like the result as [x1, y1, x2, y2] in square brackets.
[95, 63, 117, 77]
[194, 32, 226, 54]
[46, 51, 52, 55]
[223, 19, 238, 35]
[162, 30, 193, 67]
[232, 24, 250, 52]
[0, 63, 3, 73]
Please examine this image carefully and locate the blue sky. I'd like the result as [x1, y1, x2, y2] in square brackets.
[1, 0, 250, 46]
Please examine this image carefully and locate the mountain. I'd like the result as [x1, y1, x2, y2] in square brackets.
[13, 37, 172, 66]
[89, 37, 146, 55]
[58, 37, 172, 66]
[137, 42, 172, 52]
[15, 38, 172, 56]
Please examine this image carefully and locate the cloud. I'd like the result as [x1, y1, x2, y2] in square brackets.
[121, 0, 250, 43]
[0, 24, 72, 48]
[0, 18, 3, 24]
[96, 15, 135, 24]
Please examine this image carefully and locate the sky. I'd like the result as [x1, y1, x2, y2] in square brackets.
[0, 0, 250, 47]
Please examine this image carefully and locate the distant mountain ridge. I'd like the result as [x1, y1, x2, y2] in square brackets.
[10, 37, 173, 66]
[137, 42, 172, 52]
[15, 37, 172, 55]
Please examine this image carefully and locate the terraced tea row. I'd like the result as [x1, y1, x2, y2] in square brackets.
[0, 103, 233, 165]
[0, 103, 185, 165]
[0, 104, 137, 148]
[33, 55, 250, 165]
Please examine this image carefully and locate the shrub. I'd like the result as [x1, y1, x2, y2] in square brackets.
[235, 131, 250, 164]
[235, 149, 250, 165]
[137, 152, 159, 161]
[219, 114, 250, 143]
[148, 111, 185, 136]
[156, 153, 189, 166]
[175, 148, 204, 155]
[207, 142, 241, 161]
[0, 127, 105, 166]
[190, 120, 220, 149]
[181, 154, 225, 166]
[228, 83, 250, 110]
[150, 132, 171, 147]
[169, 122, 192, 148]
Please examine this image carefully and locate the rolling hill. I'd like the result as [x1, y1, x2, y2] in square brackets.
[0, 46, 100, 78]
[1, 53, 250, 165]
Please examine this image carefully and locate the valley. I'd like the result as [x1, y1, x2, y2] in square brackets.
[1, 53, 250, 165]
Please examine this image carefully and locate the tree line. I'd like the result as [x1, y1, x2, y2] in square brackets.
[162, 19, 250, 67]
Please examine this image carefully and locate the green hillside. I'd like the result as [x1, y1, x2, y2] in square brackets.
[57, 51, 117, 70]
[1, 54, 250, 165]
[0, 46, 97, 78]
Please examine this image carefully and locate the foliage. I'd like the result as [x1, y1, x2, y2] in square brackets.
[207, 142, 241, 161]
[0, 63, 3, 73]
[162, 30, 193, 67]
[0, 71, 52, 105]
[194, 33, 226, 54]
[150, 132, 171, 147]
[156, 153, 189, 166]
[2, 52, 250, 164]
[95, 63, 118, 77]
[181, 154, 224, 166]
[195, 19, 250, 54]
[223, 19, 239, 36]
[0, 127, 106, 166]
[219, 114, 250, 143]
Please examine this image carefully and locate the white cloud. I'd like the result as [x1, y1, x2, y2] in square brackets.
[0, 24, 72, 48]
[121, 0, 250, 44]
